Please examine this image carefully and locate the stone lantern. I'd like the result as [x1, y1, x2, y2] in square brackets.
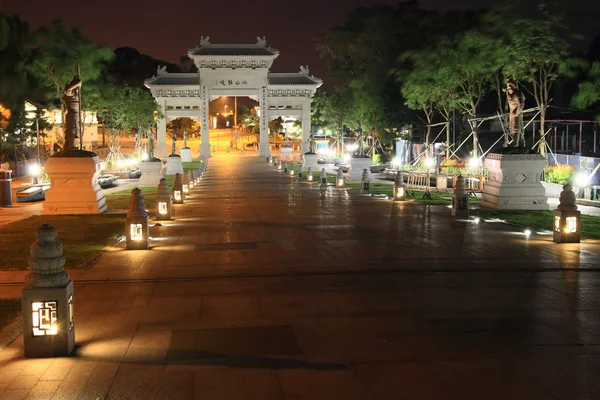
[297, 165, 304, 181]
[320, 168, 328, 188]
[336, 168, 345, 188]
[283, 163, 288, 174]
[126, 188, 149, 250]
[22, 224, 75, 358]
[393, 172, 406, 201]
[182, 171, 190, 195]
[188, 170, 195, 190]
[553, 184, 581, 243]
[195, 168, 201, 185]
[360, 169, 371, 194]
[173, 173, 184, 204]
[156, 178, 172, 221]
[452, 175, 469, 218]
[277, 162, 283, 171]
[307, 167, 314, 183]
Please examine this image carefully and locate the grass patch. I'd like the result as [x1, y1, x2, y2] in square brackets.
[345, 183, 481, 205]
[0, 214, 124, 270]
[105, 187, 158, 210]
[0, 298, 21, 332]
[473, 210, 600, 240]
[182, 161, 204, 169]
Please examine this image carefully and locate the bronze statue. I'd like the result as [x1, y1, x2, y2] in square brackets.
[148, 131, 155, 159]
[171, 133, 177, 156]
[307, 133, 315, 154]
[505, 79, 525, 148]
[63, 74, 83, 152]
[183, 131, 188, 149]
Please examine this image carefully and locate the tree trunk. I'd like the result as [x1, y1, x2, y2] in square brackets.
[539, 106, 546, 156]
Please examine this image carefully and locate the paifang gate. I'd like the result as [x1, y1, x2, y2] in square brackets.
[144, 36, 323, 158]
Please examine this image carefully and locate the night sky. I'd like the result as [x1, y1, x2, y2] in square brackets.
[4, 0, 600, 83]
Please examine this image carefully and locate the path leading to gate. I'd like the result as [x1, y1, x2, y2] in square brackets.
[1, 154, 600, 400]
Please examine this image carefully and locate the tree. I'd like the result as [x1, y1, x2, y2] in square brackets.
[28, 20, 114, 144]
[268, 117, 283, 136]
[483, 1, 583, 154]
[572, 62, 600, 120]
[318, 89, 352, 156]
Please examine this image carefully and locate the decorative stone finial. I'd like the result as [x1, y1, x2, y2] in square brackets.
[300, 65, 310, 75]
[157, 178, 169, 197]
[455, 175, 466, 196]
[127, 188, 148, 218]
[257, 36, 267, 46]
[26, 224, 69, 288]
[200, 36, 210, 46]
[557, 184, 578, 211]
[157, 65, 167, 75]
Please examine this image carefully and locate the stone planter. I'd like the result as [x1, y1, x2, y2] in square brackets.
[346, 157, 372, 184]
[481, 153, 548, 210]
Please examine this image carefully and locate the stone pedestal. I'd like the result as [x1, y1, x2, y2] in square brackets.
[166, 155, 183, 175]
[346, 157, 372, 184]
[199, 142, 211, 158]
[138, 160, 164, 187]
[180, 147, 193, 162]
[302, 153, 319, 173]
[481, 153, 548, 210]
[43, 152, 106, 215]
[22, 281, 75, 358]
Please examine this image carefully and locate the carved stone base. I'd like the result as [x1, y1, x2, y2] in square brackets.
[346, 157, 372, 184]
[138, 160, 164, 187]
[199, 142, 212, 158]
[22, 281, 75, 358]
[259, 142, 271, 157]
[165, 155, 183, 175]
[302, 153, 319, 173]
[481, 153, 548, 210]
[43, 155, 106, 215]
[180, 148, 193, 162]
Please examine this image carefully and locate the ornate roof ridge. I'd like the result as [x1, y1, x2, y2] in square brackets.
[188, 36, 279, 57]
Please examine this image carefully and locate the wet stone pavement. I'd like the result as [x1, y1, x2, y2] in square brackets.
[1, 154, 600, 399]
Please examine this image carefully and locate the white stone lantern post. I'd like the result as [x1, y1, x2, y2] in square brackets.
[393, 172, 406, 201]
[173, 173, 184, 204]
[22, 224, 75, 358]
[553, 184, 581, 243]
[188, 170, 195, 190]
[195, 168, 201, 185]
[307, 167, 313, 182]
[452, 175, 469, 218]
[182, 171, 190, 195]
[297, 165, 304, 181]
[336, 168, 345, 188]
[360, 169, 371, 193]
[126, 188, 150, 250]
[156, 178, 172, 221]
[320, 168, 327, 188]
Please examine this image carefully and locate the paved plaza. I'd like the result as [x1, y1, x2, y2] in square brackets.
[1, 154, 600, 399]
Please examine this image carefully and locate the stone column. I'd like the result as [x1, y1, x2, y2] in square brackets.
[157, 99, 168, 159]
[259, 86, 270, 156]
[301, 98, 312, 154]
[199, 85, 211, 158]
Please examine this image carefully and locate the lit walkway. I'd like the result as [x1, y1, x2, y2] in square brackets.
[1, 154, 600, 400]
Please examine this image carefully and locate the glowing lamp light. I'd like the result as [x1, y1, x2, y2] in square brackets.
[28, 163, 41, 177]
[524, 229, 532, 238]
[573, 172, 589, 187]
[424, 157, 434, 168]
[343, 153, 351, 163]
[31, 301, 58, 336]
[290, 169, 295, 176]
[158, 201, 168, 215]
[277, 164, 282, 170]
[308, 174, 313, 182]
[565, 216, 577, 233]
[130, 223, 144, 241]
[337, 177, 345, 188]
[174, 190, 182, 202]
[183, 184, 189, 194]
[469, 157, 480, 168]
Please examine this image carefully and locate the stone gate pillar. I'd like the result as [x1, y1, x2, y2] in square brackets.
[301, 98, 312, 154]
[199, 85, 211, 158]
[259, 86, 270, 156]
[157, 99, 168, 158]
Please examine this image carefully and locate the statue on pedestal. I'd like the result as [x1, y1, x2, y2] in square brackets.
[505, 79, 525, 148]
[171, 133, 177, 156]
[148, 131, 155, 160]
[183, 131, 189, 149]
[307, 133, 315, 154]
[63, 74, 83, 152]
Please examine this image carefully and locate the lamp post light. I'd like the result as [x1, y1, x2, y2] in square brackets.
[182, 171, 190, 195]
[156, 178, 172, 221]
[307, 167, 313, 183]
[320, 168, 328, 189]
[173, 173, 184, 204]
[126, 188, 150, 250]
[336, 167, 345, 188]
[452, 175, 469, 218]
[553, 184, 581, 243]
[360, 169, 371, 194]
[393, 172, 406, 201]
[22, 224, 75, 358]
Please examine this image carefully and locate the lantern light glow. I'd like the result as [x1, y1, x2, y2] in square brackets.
[130, 223, 144, 241]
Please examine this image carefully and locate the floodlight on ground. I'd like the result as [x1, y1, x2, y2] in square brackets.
[424, 157, 434, 168]
[524, 229, 532, 238]
[469, 157, 480, 168]
[28, 163, 41, 176]
[573, 172, 589, 187]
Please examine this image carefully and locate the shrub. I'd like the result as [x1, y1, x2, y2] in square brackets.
[545, 164, 575, 185]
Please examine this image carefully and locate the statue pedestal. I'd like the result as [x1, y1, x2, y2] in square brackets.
[180, 147, 193, 162]
[165, 155, 183, 175]
[138, 160, 164, 187]
[43, 153, 106, 215]
[302, 153, 319, 172]
[199, 142, 211, 158]
[481, 153, 549, 210]
[346, 157, 372, 184]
